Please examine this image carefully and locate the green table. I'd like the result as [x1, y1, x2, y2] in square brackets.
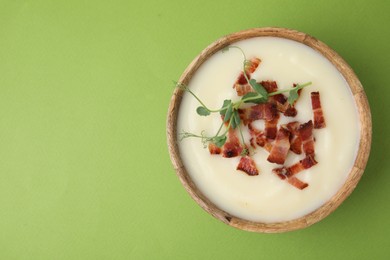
[0, 0, 388, 259]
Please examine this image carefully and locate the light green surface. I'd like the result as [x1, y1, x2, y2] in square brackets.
[0, 0, 388, 259]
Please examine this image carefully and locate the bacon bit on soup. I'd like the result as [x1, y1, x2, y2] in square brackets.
[248, 123, 273, 152]
[234, 75, 253, 96]
[234, 58, 262, 96]
[272, 168, 309, 190]
[267, 126, 291, 165]
[265, 113, 280, 139]
[238, 103, 278, 125]
[284, 106, 298, 117]
[208, 143, 221, 155]
[282, 84, 301, 116]
[287, 177, 309, 190]
[261, 81, 300, 117]
[222, 129, 243, 158]
[298, 120, 315, 156]
[246, 58, 261, 73]
[237, 155, 259, 176]
[261, 80, 278, 92]
[286, 121, 302, 154]
[273, 154, 317, 179]
[311, 92, 326, 129]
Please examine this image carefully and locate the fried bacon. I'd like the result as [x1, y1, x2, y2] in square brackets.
[233, 58, 261, 96]
[273, 167, 308, 190]
[260, 81, 299, 117]
[260, 80, 278, 92]
[237, 155, 259, 176]
[287, 177, 309, 190]
[284, 106, 298, 117]
[234, 73, 253, 96]
[267, 127, 291, 164]
[311, 92, 326, 129]
[222, 129, 243, 158]
[248, 123, 273, 152]
[273, 154, 317, 179]
[238, 103, 278, 125]
[208, 143, 221, 155]
[298, 120, 315, 156]
[245, 58, 261, 73]
[265, 113, 280, 139]
[286, 121, 302, 154]
[288, 155, 318, 175]
[272, 155, 317, 190]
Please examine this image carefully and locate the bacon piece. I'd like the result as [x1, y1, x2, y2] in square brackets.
[245, 58, 261, 73]
[298, 120, 315, 156]
[248, 123, 273, 152]
[284, 83, 303, 117]
[272, 168, 308, 190]
[273, 167, 289, 179]
[233, 58, 262, 96]
[287, 177, 309, 190]
[267, 127, 291, 164]
[272, 94, 297, 117]
[273, 155, 317, 179]
[222, 142, 241, 158]
[208, 143, 221, 155]
[284, 106, 298, 117]
[272, 155, 317, 190]
[222, 129, 242, 158]
[286, 121, 302, 154]
[249, 133, 272, 152]
[234, 73, 252, 96]
[260, 81, 299, 117]
[248, 123, 262, 148]
[237, 155, 259, 176]
[260, 80, 278, 92]
[311, 92, 326, 129]
[301, 154, 317, 168]
[265, 113, 279, 139]
[238, 103, 277, 125]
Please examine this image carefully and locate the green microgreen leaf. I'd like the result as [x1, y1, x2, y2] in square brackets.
[287, 89, 299, 105]
[196, 106, 210, 116]
[213, 135, 227, 147]
[220, 99, 232, 116]
[230, 110, 241, 129]
[224, 104, 233, 123]
[249, 79, 268, 99]
[242, 92, 267, 104]
[230, 113, 237, 129]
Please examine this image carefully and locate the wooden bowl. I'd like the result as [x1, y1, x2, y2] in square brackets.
[167, 27, 371, 233]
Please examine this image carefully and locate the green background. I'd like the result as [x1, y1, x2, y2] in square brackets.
[0, 0, 388, 259]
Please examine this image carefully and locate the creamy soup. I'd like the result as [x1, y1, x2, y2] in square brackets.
[177, 37, 360, 223]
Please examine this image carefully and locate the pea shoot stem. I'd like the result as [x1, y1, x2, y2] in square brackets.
[184, 87, 215, 112]
[268, 82, 312, 97]
[214, 120, 225, 137]
[225, 46, 251, 84]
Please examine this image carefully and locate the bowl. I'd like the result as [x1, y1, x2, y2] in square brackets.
[167, 27, 371, 233]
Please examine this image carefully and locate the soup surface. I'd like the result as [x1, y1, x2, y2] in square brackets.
[177, 37, 360, 222]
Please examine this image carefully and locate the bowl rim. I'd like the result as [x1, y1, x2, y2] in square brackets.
[166, 27, 372, 233]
